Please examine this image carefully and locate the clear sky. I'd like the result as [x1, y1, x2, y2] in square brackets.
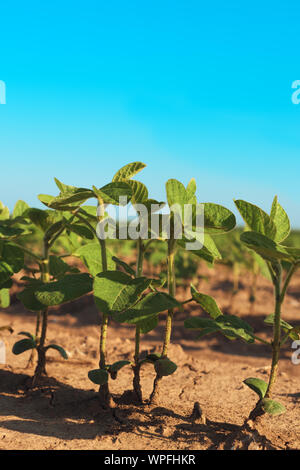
[1, 1, 300, 226]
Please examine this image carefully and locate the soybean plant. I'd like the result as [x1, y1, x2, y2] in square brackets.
[186, 197, 300, 422]
[38, 162, 150, 406]
[148, 178, 236, 404]
[12, 203, 92, 384]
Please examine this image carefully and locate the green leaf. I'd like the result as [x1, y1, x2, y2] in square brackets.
[0, 202, 9, 220]
[66, 223, 94, 240]
[49, 255, 79, 279]
[114, 292, 180, 324]
[243, 377, 268, 399]
[235, 200, 276, 239]
[1, 243, 24, 273]
[186, 178, 197, 203]
[18, 331, 35, 340]
[190, 285, 222, 319]
[112, 256, 136, 277]
[0, 223, 23, 240]
[46, 344, 68, 359]
[13, 200, 29, 219]
[88, 368, 109, 385]
[240, 231, 300, 263]
[261, 398, 286, 416]
[270, 196, 290, 243]
[203, 203, 236, 234]
[166, 179, 187, 207]
[264, 314, 299, 340]
[0, 262, 14, 285]
[137, 315, 159, 334]
[94, 182, 132, 205]
[74, 243, 115, 276]
[0, 288, 10, 308]
[154, 358, 177, 376]
[185, 314, 255, 343]
[34, 273, 93, 307]
[12, 338, 36, 355]
[109, 360, 131, 372]
[128, 180, 148, 204]
[18, 285, 46, 311]
[94, 271, 151, 315]
[112, 162, 146, 182]
[44, 188, 94, 210]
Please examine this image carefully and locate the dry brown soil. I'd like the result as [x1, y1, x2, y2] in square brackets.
[0, 263, 299, 450]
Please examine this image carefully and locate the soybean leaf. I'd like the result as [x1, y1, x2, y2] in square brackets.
[18, 286, 46, 312]
[66, 223, 94, 240]
[137, 315, 159, 334]
[112, 162, 146, 182]
[0, 262, 14, 286]
[1, 243, 24, 273]
[24, 208, 63, 233]
[12, 338, 36, 355]
[0, 289, 10, 308]
[264, 314, 299, 340]
[94, 182, 132, 205]
[240, 231, 300, 263]
[74, 243, 115, 276]
[261, 398, 286, 416]
[190, 285, 222, 319]
[13, 200, 29, 219]
[185, 314, 255, 343]
[270, 196, 290, 243]
[128, 180, 148, 204]
[235, 200, 276, 239]
[45, 344, 68, 359]
[154, 358, 177, 376]
[88, 368, 109, 385]
[34, 273, 93, 307]
[43, 188, 94, 210]
[203, 203, 236, 234]
[0, 202, 9, 220]
[109, 360, 131, 372]
[114, 292, 180, 324]
[94, 271, 151, 315]
[166, 179, 187, 207]
[243, 377, 268, 399]
[18, 331, 35, 340]
[112, 256, 136, 277]
[0, 224, 23, 240]
[186, 178, 197, 203]
[49, 255, 79, 279]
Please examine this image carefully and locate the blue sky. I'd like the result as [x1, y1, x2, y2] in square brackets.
[1, 1, 300, 226]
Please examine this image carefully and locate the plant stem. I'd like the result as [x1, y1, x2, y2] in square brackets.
[97, 198, 111, 407]
[32, 242, 50, 385]
[133, 238, 144, 402]
[150, 238, 176, 404]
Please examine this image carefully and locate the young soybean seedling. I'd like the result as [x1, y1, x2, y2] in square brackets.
[38, 162, 145, 407]
[12, 204, 93, 385]
[234, 197, 300, 421]
[148, 178, 236, 404]
[185, 197, 300, 425]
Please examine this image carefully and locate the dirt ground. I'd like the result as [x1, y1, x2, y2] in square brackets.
[0, 263, 300, 450]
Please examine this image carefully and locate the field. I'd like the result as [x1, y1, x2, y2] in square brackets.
[1, 164, 300, 450]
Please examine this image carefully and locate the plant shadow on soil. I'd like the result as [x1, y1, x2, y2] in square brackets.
[0, 368, 280, 449]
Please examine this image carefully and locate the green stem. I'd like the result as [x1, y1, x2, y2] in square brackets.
[133, 238, 144, 402]
[150, 238, 176, 404]
[32, 242, 50, 384]
[265, 264, 282, 399]
[96, 198, 111, 406]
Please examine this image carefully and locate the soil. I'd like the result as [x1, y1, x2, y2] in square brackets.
[0, 262, 300, 450]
